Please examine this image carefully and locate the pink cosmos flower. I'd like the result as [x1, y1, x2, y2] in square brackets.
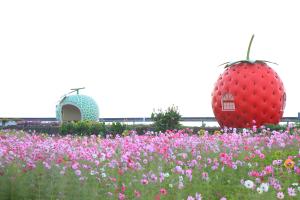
[121, 184, 126, 193]
[175, 165, 184, 174]
[255, 178, 261, 184]
[43, 161, 51, 169]
[202, 172, 209, 181]
[264, 165, 273, 174]
[274, 183, 282, 191]
[195, 193, 202, 200]
[95, 160, 100, 166]
[277, 192, 284, 199]
[259, 154, 265, 159]
[155, 194, 161, 200]
[287, 187, 296, 196]
[110, 177, 117, 182]
[186, 169, 193, 181]
[134, 190, 141, 198]
[160, 188, 167, 195]
[295, 167, 300, 175]
[159, 173, 164, 182]
[107, 192, 113, 196]
[140, 178, 149, 185]
[75, 169, 81, 176]
[249, 170, 260, 177]
[178, 181, 184, 189]
[72, 162, 79, 170]
[181, 153, 187, 159]
[207, 158, 212, 165]
[150, 174, 158, 182]
[119, 193, 125, 200]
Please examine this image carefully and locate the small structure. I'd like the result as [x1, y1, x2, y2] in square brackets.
[221, 93, 235, 111]
[56, 87, 99, 122]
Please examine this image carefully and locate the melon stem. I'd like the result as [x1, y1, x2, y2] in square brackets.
[246, 34, 255, 60]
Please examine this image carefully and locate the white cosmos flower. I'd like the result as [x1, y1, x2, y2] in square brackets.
[100, 167, 105, 172]
[244, 180, 254, 189]
[92, 153, 97, 159]
[291, 183, 298, 187]
[179, 176, 183, 182]
[257, 187, 263, 194]
[90, 170, 97, 176]
[260, 183, 269, 192]
[100, 153, 106, 161]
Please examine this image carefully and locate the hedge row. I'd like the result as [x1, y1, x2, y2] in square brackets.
[1, 121, 156, 136]
[2, 121, 297, 137]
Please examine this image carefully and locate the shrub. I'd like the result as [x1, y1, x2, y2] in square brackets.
[151, 105, 182, 132]
[88, 122, 106, 136]
[109, 122, 127, 136]
[59, 121, 106, 137]
[74, 121, 90, 135]
[131, 124, 154, 135]
[264, 123, 287, 131]
[59, 122, 74, 135]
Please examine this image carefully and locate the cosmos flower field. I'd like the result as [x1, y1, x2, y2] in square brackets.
[0, 128, 300, 200]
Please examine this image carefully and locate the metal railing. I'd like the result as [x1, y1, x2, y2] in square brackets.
[1, 116, 299, 123]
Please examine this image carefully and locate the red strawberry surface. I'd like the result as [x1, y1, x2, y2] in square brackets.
[211, 35, 286, 128]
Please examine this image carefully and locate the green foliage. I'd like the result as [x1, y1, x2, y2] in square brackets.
[59, 121, 153, 137]
[59, 121, 129, 137]
[264, 123, 287, 131]
[59, 122, 74, 135]
[74, 121, 90, 135]
[151, 105, 182, 132]
[59, 121, 106, 137]
[131, 124, 154, 135]
[109, 122, 127, 136]
[88, 121, 106, 136]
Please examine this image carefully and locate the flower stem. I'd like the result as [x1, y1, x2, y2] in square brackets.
[246, 34, 255, 60]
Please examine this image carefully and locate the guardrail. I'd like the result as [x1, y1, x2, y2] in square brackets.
[1, 116, 299, 123]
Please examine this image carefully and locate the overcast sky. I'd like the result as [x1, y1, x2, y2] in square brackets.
[1, 0, 300, 118]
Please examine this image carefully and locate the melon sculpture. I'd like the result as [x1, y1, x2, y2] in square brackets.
[212, 35, 286, 128]
[56, 88, 99, 122]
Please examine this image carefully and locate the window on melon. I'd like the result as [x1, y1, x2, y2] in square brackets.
[221, 93, 235, 111]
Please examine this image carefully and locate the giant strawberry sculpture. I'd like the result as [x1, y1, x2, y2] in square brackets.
[212, 35, 286, 128]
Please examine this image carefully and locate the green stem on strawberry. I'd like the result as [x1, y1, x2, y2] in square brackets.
[220, 34, 277, 68]
[246, 34, 255, 61]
